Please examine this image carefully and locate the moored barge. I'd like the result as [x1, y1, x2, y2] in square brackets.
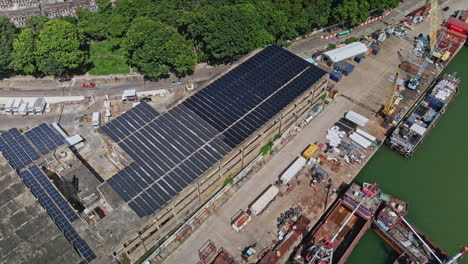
[374, 194, 451, 264]
[386, 74, 460, 157]
[297, 183, 381, 264]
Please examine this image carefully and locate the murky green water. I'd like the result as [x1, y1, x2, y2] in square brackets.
[347, 47, 468, 264]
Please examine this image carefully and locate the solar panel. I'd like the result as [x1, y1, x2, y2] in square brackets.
[39, 123, 64, 147]
[9, 128, 40, 161]
[29, 166, 78, 222]
[102, 46, 327, 217]
[0, 137, 24, 169]
[1, 131, 32, 167]
[32, 126, 55, 151]
[19, 167, 96, 263]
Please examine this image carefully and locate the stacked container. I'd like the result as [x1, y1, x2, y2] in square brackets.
[330, 71, 342, 82]
[354, 55, 364, 63]
[333, 61, 355, 76]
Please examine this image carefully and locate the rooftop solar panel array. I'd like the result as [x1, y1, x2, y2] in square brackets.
[0, 128, 40, 170]
[25, 123, 65, 155]
[102, 45, 327, 217]
[19, 166, 96, 264]
[0, 124, 66, 170]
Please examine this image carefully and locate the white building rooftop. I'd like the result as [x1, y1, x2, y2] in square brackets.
[323, 42, 368, 63]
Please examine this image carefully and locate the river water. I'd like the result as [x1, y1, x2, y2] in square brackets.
[347, 47, 468, 264]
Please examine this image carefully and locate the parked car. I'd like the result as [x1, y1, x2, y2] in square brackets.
[171, 80, 182, 86]
[82, 82, 96, 88]
[443, 6, 450, 11]
[141, 97, 152, 102]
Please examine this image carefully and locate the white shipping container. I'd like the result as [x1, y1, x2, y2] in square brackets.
[280, 157, 307, 185]
[410, 123, 426, 136]
[45, 103, 52, 112]
[34, 98, 46, 114]
[249, 185, 279, 216]
[18, 103, 28, 115]
[92, 112, 100, 128]
[12, 99, 22, 112]
[345, 111, 369, 127]
[5, 98, 14, 113]
[356, 128, 376, 142]
[349, 132, 372, 149]
[28, 100, 36, 112]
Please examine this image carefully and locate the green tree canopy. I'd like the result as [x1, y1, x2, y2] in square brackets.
[76, 8, 108, 40]
[12, 28, 37, 74]
[35, 20, 88, 76]
[0, 17, 18, 74]
[24, 16, 49, 33]
[124, 17, 195, 78]
[368, 0, 399, 9]
[202, 4, 274, 62]
[107, 14, 128, 38]
[333, 0, 371, 26]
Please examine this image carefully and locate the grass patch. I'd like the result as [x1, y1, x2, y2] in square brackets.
[89, 56, 129, 75]
[344, 36, 357, 44]
[90, 41, 125, 57]
[260, 142, 274, 156]
[223, 177, 234, 186]
[274, 133, 282, 141]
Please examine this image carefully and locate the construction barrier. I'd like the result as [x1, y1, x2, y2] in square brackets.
[321, 11, 391, 39]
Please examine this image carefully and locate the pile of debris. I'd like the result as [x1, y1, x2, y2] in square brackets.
[326, 126, 345, 148]
[277, 205, 301, 240]
[311, 166, 328, 184]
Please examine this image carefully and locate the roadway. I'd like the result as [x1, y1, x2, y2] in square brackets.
[0, 0, 430, 98]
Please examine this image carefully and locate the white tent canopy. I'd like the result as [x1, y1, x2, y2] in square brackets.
[345, 111, 369, 127]
[323, 42, 368, 63]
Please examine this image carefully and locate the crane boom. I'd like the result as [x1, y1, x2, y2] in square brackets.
[445, 247, 468, 264]
[407, 0, 444, 90]
[382, 72, 400, 116]
[429, 0, 440, 50]
[400, 217, 443, 264]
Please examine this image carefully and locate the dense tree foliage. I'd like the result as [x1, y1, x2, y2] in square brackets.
[35, 20, 88, 76]
[125, 18, 195, 78]
[202, 4, 274, 62]
[1, 0, 401, 77]
[0, 17, 18, 75]
[12, 28, 36, 74]
[12, 20, 89, 76]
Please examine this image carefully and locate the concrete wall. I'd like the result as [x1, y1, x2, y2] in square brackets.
[118, 75, 329, 261]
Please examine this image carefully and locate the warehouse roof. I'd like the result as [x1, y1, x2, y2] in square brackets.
[0, 164, 82, 264]
[101, 45, 328, 217]
[323, 42, 368, 63]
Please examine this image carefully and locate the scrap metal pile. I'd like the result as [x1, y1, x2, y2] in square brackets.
[277, 205, 302, 240]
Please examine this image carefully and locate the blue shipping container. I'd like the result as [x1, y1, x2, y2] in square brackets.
[333, 61, 355, 76]
[354, 55, 364, 63]
[330, 71, 342, 82]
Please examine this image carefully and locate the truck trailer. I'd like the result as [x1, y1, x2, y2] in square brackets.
[249, 185, 279, 216]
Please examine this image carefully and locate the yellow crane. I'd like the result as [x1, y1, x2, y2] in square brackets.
[381, 72, 400, 117]
[429, 0, 440, 50]
[408, 0, 442, 89]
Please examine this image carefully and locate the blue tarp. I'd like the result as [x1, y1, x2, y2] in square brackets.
[354, 55, 364, 63]
[333, 61, 355, 76]
[330, 71, 342, 82]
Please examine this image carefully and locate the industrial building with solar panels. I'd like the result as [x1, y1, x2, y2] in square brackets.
[0, 45, 328, 263]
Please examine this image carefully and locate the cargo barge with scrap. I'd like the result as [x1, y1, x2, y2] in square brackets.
[373, 193, 468, 264]
[386, 73, 460, 157]
[295, 183, 381, 264]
